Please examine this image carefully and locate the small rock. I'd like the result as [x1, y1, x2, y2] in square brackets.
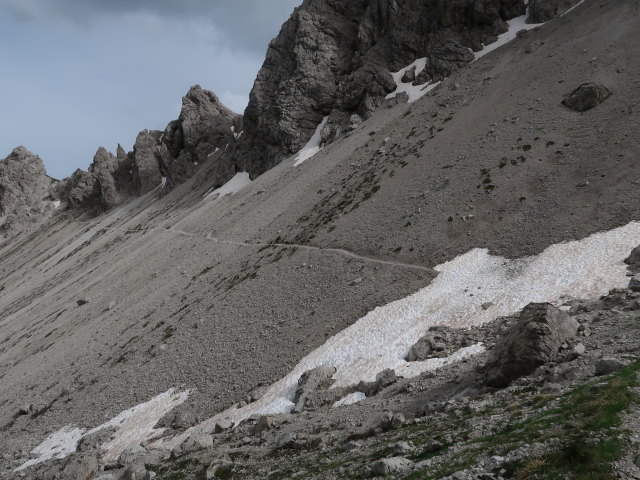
[595, 357, 629, 376]
[371, 457, 415, 475]
[628, 276, 640, 292]
[254, 415, 274, 435]
[124, 464, 148, 480]
[77, 297, 91, 306]
[214, 419, 233, 433]
[525, 40, 545, 53]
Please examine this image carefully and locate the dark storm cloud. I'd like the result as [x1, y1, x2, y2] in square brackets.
[0, 0, 300, 55]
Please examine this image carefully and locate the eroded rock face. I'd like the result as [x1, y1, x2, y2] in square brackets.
[0, 147, 57, 237]
[236, 0, 526, 175]
[484, 303, 578, 387]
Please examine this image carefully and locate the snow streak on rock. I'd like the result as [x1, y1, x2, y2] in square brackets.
[204, 172, 252, 200]
[385, 58, 440, 104]
[293, 116, 329, 166]
[474, 10, 544, 60]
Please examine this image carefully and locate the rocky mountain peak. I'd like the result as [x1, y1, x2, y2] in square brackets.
[0, 146, 57, 238]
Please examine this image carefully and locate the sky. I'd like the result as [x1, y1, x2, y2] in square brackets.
[0, 0, 300, 179]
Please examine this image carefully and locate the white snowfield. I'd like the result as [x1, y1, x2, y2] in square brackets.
[204, 172, 252, 200]
[293, 116, 329, 166]
[385, 58, 441, 104]
[154, 221, 640, 450]
[17, 389, 190, 471]
[19, 222, 640, 466]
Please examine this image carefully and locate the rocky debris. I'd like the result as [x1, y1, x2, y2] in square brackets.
[370, 456, 415, 476]
[236, 0, 527, 176]
[483, 303, 578, 387]
[293, 365, 336, 413]
[0, 146, 58, 237]
[595, 357, 629, 376]
[528, 0, 580, 23]
[406, 326, 476, 361]
[562, 82, 611, 112]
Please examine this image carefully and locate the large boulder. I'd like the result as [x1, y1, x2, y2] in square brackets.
[562, 82, 611, 112]
[484, 303, 578, 387]
[0, 146, 57, 237]
[292, 365, 336, 413]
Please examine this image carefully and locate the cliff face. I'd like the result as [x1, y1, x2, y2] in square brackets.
[0, 147, 58, 238]
[236, 0, 531, 175]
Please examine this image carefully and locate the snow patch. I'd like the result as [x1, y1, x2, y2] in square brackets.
[204, 172, 251, 200]
[52, 200, 61, 209]
[474, 10, 544, 60]
[386, 58, 440, 104]
[158, 221, 640, 450]
[293, 116, 329, 167]
[160, 177, 167, 189]
[17, 389, 189, 471]
[333, 392, 366, 408]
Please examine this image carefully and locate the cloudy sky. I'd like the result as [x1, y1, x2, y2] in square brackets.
[0, 0, 300, 178]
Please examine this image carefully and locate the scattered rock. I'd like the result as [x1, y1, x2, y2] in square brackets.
[562, 83, 611, 112]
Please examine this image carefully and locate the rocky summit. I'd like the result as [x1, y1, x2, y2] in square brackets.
[2, 0, 640, 479]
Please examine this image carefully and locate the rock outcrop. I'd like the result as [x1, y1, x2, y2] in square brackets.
[59, 85, 242, 214]
[483, 303, 579, 387]
[236, 0, 532, 175]
[0, 147, 58, 237]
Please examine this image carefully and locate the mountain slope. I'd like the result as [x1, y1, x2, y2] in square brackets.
[1, 0, 639, 478]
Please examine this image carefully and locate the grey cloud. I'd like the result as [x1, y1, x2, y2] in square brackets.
[0, 0, 301, 55]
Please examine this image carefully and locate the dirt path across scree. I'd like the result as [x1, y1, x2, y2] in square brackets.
[169, 227, 435, 273]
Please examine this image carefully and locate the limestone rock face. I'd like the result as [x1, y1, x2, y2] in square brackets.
[236, 0, 527, 175]
[0, 147, 57, 237]
[484, 303, 578, 387]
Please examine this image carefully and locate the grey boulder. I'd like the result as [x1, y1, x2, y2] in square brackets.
[484, 303, 578, 387]
[562, 82, 611, 112]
